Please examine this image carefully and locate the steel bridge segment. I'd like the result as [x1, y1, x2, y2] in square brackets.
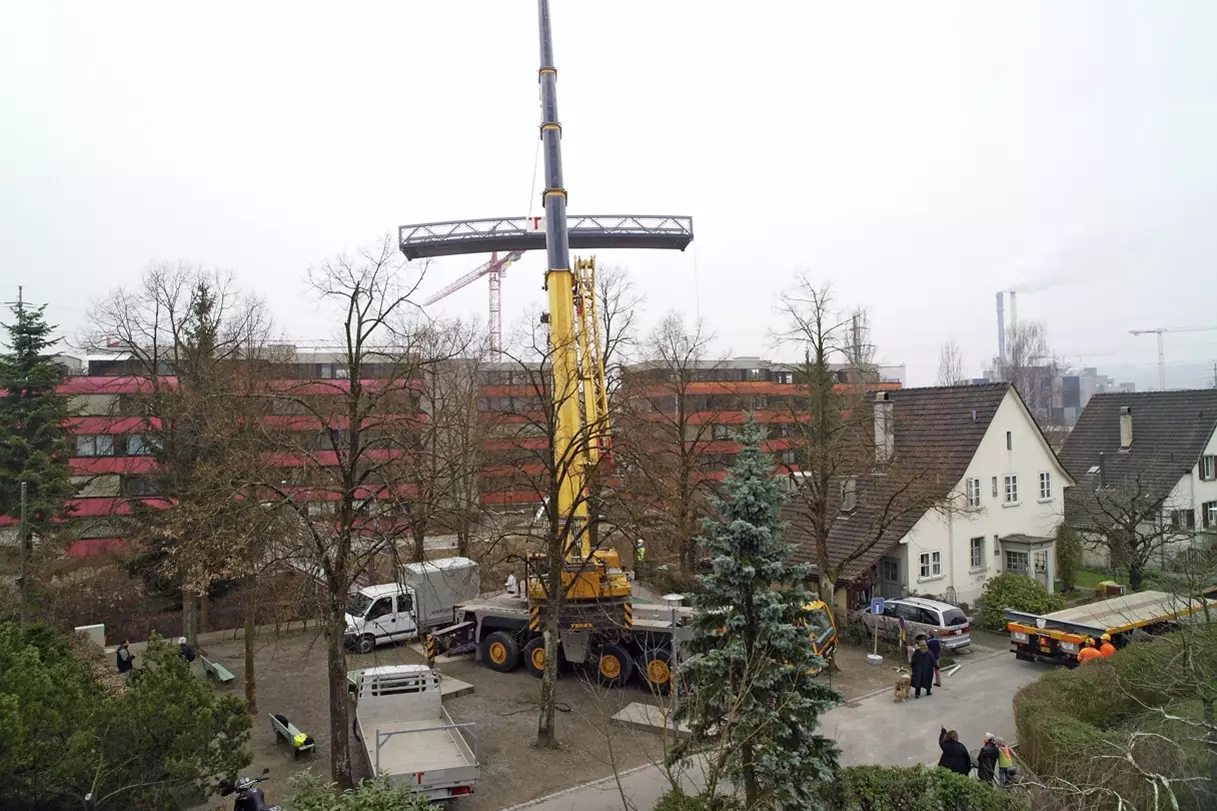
[398, 215, 694, 260]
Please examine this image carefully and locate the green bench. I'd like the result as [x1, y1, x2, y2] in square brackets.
[200, 655, 235, 684]
[270, 713, 315, 758]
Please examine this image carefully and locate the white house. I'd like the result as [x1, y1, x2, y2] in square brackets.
[785, 382, 1075, 610]
[1060, 390, 1217, 570]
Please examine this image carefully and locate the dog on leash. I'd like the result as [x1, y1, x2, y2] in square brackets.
[893, 668, 912, 702]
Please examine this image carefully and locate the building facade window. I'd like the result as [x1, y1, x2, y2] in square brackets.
[779, 449, 796, 465]
[1038, 472, 1052, 500]
[969, 537, 985, 570]
[1006, 431, 1012, 450]
[1201, 455, 1216, 481]
[965, 477, 982, 508]
[1170, 509, 1196, 531]
[1204, 501, 1217, 529]
[127, 434, 150, 456]
[1003, 474, 1019, 504]
[918, 550, 942, 580]
[76, 435, 115, 457]
[1005, 550, 1029, 573]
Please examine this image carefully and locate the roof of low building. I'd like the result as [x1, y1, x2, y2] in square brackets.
[784, 382, 1025, 580]
[1059, 390, 1217, 526]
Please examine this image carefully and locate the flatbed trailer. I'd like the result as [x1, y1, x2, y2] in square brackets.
[1005, 590, 1215, 666]
[431, 591, 695, 693]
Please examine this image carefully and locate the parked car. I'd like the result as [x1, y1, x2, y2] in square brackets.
[864, 596, 972, 650]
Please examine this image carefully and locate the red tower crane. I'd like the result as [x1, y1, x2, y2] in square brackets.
[421, 250, 524, 358]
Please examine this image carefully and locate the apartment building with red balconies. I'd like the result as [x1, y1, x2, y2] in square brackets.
[3, 347, 426, 557]
[618, 357, 906, 483]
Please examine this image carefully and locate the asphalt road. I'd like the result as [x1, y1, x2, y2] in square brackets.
[500, 649, 1055, 811]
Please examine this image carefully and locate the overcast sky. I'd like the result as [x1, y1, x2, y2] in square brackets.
[2, 1, 1215, 386]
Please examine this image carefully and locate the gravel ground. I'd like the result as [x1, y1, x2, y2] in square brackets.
[185, 629, 964, 811]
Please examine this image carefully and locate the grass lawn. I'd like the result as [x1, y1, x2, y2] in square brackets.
[1069, 568, 1114, 592]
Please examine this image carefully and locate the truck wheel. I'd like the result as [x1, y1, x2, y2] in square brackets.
[481, 631, 520, 672]
[524, 637, 548, 678]
[638, 648, 673, 695]
[596, 644, 634, 688]
[356, 634, 376, 655]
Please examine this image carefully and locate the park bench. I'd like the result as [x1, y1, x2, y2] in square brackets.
[200, 655, 235, 684]
[270, 713, 315, 758]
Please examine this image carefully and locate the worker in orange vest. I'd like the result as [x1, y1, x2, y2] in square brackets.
[1099, 633, 1117, 657]
[1077, 638, 1103, 664]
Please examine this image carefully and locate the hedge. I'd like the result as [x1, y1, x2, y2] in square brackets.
[654, 766, 1027, 811]
[978, 573, 1064, 632]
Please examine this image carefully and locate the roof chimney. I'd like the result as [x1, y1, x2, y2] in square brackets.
[1098, 451, 1107, 488]
[875, 391, 894, 463]
[1119, 406, 1133, 450]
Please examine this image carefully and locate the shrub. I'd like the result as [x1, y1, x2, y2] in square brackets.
[838, 765, 1027, 810]
[288, 769, 434, 811]
[978, 573, 1065, 632]
[653, 788, 743, 811]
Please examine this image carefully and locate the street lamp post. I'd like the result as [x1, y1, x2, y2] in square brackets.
[663, 593, 684, 717]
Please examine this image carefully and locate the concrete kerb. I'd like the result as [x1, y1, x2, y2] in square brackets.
[497, 761, 663, 811]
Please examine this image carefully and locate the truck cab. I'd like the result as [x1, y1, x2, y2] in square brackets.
[346, 584, 417, 654]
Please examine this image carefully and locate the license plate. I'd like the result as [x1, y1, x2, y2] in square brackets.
[1039, 646, 1051, 653]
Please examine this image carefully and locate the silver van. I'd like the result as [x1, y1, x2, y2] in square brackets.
[864, 596, 972, 650]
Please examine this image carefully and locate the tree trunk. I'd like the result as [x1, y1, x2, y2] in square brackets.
[535, 625, 560, 749]
[741, 740, 760, 809]
[244, 572, 257, 713]
[182, 590, 198, 645]
[1129, 563, 1144, 591]
[326, 595, 354, 789]
[199, 594, 208, 635]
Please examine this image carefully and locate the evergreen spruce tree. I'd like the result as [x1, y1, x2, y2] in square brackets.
[669, 417, 841, 811]
[0, 302, 76, 537]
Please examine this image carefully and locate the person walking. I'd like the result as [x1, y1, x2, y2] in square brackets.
[926, 632, 943, 687]
[977, 733, 999, 784]
[995, 736, 1014, 786]
[1078, 637, 1103, 664]
[115, 639, 135, 680]
[938, 727, 973, 776]
[910, 637, 936, 698]
[1099, 633, 1117, 658]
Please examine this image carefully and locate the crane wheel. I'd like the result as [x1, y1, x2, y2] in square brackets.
[596, 644, 634, 688]
[639, 648, 673, 695]
[524, 637, 547, 678]
[481, 631, 520, 673]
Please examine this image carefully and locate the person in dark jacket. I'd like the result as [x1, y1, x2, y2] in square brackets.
[938, 727, 973, 776]
[910, 638, 935, 698]
[976, 733, 999, 783]
[178, 636, 196, 663]
[115, 640, 135, 674]
[926, 633, 943, 687]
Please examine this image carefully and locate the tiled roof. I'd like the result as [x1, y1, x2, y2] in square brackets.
[1060, 390, 1217, 526]
[784, 382, 1013, 580]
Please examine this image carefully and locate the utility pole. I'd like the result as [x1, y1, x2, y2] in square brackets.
[19, 481, 27, 623]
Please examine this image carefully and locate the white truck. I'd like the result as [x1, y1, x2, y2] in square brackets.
[346, 557, 480, 655]
[352, 664, 480, 801]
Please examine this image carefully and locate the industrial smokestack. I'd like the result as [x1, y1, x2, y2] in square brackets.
[1009, 290, 1018, 328]
[996, 292, 1007, 370]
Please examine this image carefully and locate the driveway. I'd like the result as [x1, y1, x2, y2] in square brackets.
[501, 650, 1054, 811]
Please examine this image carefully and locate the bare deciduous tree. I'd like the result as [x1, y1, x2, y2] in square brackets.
[614, 312, 729, 584]
[264, 234, 439, 788]
[775, 275, 957, 620]
[86, 262, 273, 650]
[937, 337, 966, 386]
[997, 320, 1063, 425]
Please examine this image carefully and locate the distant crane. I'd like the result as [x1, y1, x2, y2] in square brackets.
[422, 250, 524, 358]
[1128, 326, 1217, 390]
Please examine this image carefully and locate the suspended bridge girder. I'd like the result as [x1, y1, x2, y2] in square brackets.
[399, 215, 693, 260]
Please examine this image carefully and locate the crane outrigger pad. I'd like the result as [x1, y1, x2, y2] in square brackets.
[399, 215, 693, 260]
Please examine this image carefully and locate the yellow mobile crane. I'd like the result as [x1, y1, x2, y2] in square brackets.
[397, 0, 695, 688]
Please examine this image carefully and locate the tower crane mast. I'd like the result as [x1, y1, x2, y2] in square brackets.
[422, 251, 523, 357]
